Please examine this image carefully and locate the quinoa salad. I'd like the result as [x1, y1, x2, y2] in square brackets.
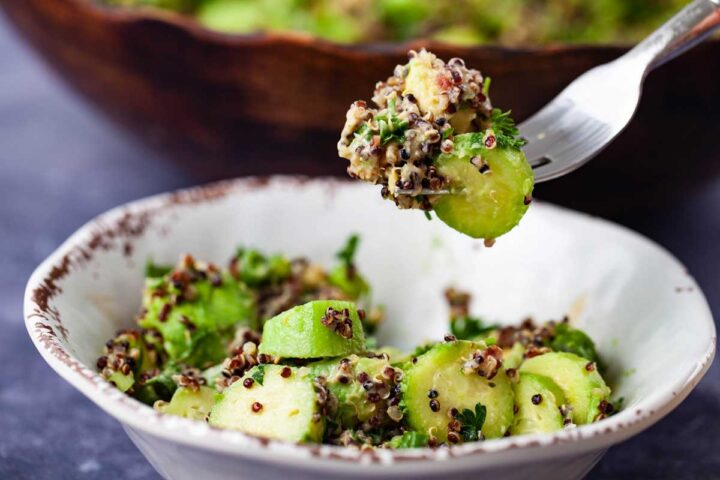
[338, 50, 534, 242]
[98, 236, 617, 448]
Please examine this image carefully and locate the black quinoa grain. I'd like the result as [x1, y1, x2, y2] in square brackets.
[532, 394, 543, 405]
[444, 334, 456, 342]
[447, 432, 461, 444]
[243, 378, 254, 388]
[158, 303, 172, 323]
[428, 389, 439, 399]
[96, 356, 107, 369]
[251, 402, 263, 413]
[450, 407, 459, 417]
[585, 362, 596, 372]
[429, 399, 440, 412]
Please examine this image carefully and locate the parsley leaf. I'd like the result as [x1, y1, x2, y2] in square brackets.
[387, 431, 429, 448]
[489, 109, 526, 150]
[336, 234, 360, 267]
[251, 365, 265, 386]
[375, 98, 409, 145]
[548, 323, 599, 364]
[144, 259, 172, 279]
[450, 316, 498, 340]
[441, 126, 454, 140]
[456, 403, 487, 442]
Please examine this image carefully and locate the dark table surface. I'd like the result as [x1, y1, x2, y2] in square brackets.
[0, 14, 718, 480]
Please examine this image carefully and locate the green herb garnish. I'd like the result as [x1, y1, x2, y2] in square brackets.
[376, 98, 409, 145]
[234, 248, 291, 287]
[145, 259, 172, 279]
[336, 234, 360, 267]
[456, 403, 487, 442]
[387, 431, 429, 448]
[489, 108, 526, 150]
[251, 365, 266, 386]
[441, 126, 454, 140]
[424, 210, 432, 221]
[450, 316, 497, 340]
[548, 323, 599, 364]
[482, 76, 492, 97]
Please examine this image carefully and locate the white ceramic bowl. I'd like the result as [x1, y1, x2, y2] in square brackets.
[24, 177, 715, 480]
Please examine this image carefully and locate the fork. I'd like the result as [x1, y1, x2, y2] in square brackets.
[399, 0, 720, 195]
[524, 0, 720, 182]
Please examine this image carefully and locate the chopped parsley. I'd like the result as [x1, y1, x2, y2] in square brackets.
[251, 365, 266, 386]
[387, 431, 429, 448]
[336, 234, 360, 267]
[441, 126, 455, 140]
[375, 98, 409, 145]
[489, 108, 526, 150]
[456, 403, 487, 442]
[450, 316, 497, 340]
[144, 259, 172, 279]
[547, 323, 599, 364]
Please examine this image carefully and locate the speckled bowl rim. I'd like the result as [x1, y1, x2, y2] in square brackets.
[24, 176, 716, 474]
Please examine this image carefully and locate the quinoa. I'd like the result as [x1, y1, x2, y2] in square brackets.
[337, 49, 494, 210]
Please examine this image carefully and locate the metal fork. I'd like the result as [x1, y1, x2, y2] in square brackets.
[525, 0, 720, 182]
[398, 0, 720, 195]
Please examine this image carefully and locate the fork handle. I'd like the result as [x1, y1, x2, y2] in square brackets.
[626, 0, 720, 72]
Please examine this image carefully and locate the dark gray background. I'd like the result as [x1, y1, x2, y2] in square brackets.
[0, 14, 718, 480]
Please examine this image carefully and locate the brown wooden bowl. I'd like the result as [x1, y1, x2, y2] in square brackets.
[3, 0, 720, 215]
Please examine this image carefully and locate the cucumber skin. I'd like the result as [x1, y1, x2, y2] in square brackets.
[510, 372, 565, 435]
[401, 340, 514, 442]
[520, 352, 611, 425]
[433, 137, 534, 240]
[259, 300, 366, 359]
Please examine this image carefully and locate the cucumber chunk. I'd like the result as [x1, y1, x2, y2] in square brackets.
[401, 340, 514, 442]
[139, 269, 257, 368]
[520, 352, 610, 425]
[433, 136, 534, 240]
[259, 300, 366, 359]
[510, 373, 565, 435]
[309, 355, 402, 428]
[328, 264, 369, 300]
[502, 342, 526, 370]
[156, 386, 217, 421]
[209, 365, 325, 443]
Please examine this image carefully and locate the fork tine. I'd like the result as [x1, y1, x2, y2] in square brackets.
[527, 110, 614, 183]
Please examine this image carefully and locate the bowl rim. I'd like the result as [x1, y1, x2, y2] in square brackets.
[23, 176, 716, 472]
[57, 0, 640, 53]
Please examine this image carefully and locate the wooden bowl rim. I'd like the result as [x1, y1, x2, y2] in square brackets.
[64, 0, 640, 55]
